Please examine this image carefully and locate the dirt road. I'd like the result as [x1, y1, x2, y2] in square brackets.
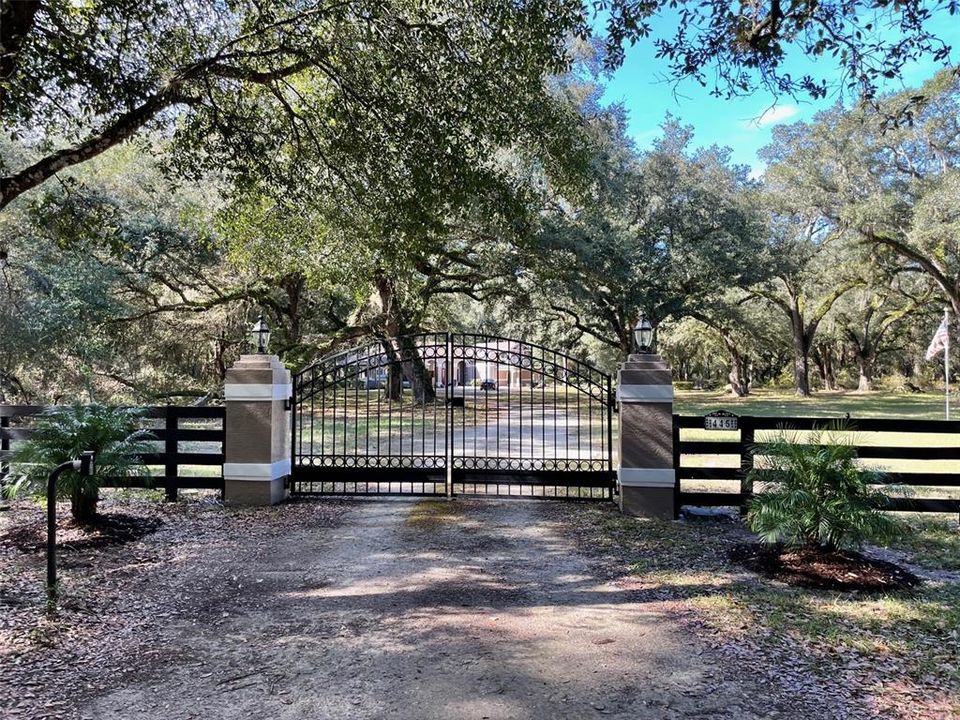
[79, 499, 783, 720]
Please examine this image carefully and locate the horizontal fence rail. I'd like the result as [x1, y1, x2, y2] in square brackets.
[1, 405, 225, 500]
[674, 414, 960, 515]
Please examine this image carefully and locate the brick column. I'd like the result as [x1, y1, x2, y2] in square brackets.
[617, 353, 675, 519]
[223, 354, 291, 505]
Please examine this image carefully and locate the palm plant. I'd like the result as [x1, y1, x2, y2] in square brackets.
[9, 403, 153, 524]
[746, 426, 903, 552]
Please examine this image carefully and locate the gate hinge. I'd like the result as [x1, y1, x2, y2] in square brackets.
[284, 395, 293, 411]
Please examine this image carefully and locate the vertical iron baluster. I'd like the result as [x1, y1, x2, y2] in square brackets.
[446, 333, 453, 497]
[506, 346, 511, 468]
[376, 361, 382, 479]
[354, 365, 359, 462]
[553, 351, 558, 472]
[588, 376, 593, 470]
[576, 367, 581, 464]
[387, 365, 393, 467]
[291, 376, 297, 490]
[484, 345, 489, 473]
[365, 363, 370, 463]
[314, 373, 319, 464]
[564, 360, 570, 469]
[331, 371, 337, 465]
[419, 339, 423, 491]
[541, 350, 545, 466]
[518, 347, 522, 470]
[495, 343, 500, 467]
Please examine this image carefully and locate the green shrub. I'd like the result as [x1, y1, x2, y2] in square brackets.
[8, 403, 153, 523]
[746, 427, 903, 552]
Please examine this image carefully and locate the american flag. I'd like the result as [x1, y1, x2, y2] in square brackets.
[925, 316, 950, 361]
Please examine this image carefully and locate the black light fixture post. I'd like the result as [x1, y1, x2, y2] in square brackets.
[47, 451, 95, 598]
[251, 315, 271, 354]
[633, 312, 654, 353]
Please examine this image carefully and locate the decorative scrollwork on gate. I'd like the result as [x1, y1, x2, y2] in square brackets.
[290, 332, 614, 498]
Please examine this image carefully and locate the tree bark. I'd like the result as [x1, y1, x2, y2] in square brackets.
[70, 483, 99, 524]
[813, 344, 837, 391]
[385, 358, 403, 401]
[792, 325, 811, 396]
[376, 274, 436, 404]
[850, 339, 875, 392]
[722, 336, 751, 396]
[857, 358, 874, 392]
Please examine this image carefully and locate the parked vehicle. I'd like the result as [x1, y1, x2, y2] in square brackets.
[480, 379, 497, 391]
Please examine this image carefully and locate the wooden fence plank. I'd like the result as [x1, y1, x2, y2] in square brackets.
[0, 404, 225, 495]
[674, 413, 960, 516]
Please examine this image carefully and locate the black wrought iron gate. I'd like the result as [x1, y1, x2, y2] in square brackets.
[290, 333, 614, 499]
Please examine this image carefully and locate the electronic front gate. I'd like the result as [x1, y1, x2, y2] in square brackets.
[290, 333, 615, 499]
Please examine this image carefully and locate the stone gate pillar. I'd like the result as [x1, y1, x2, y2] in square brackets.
[223, 354, 291, 505]
[617, 353, 675, 519]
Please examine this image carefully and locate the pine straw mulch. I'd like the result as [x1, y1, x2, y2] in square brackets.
[727, 542, 922, 592]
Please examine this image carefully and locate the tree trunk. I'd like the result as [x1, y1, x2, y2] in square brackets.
[722, 336, 751, 397]
[70, 483, 99, 524]
[787, 300, 811, 397]
[393, 335, 436, 405]
[385, 359, 403, 401]
[857, 360, 874, 392]
[792, 334, 811, 396]
[376, 274, 436, 405]
[619, 328, 632, 359]
[813, 346, 837, 391]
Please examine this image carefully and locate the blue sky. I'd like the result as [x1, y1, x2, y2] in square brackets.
[600, 9, 960, 175]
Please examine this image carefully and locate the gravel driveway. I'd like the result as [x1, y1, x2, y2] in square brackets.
[78, 498, 779, 720]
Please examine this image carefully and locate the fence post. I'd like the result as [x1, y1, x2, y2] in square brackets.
[671, 415, 681, 519]
[164, 405, 178, 502]
[223, 354, 291, 505]
[739, 415, 755, 515]
[616, 353, 675, 519]
[0, 414, 9, 483]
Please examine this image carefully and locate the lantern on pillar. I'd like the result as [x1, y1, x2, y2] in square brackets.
[633, 312, 653, 353]
[250, 315, 271, 354]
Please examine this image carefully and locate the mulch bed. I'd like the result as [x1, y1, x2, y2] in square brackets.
[729, 542, 921, 592]
[0, 510, 163, 553]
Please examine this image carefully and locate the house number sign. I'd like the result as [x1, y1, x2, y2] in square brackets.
[704, 410, 739, 431]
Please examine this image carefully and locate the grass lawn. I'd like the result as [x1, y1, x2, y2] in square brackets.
[675, 387, 954, 420]
[569, 506, 960, 719]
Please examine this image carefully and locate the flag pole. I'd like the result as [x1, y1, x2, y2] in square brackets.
[946, 307, 951, 421]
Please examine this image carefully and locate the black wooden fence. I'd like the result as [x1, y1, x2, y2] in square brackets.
[0, 405, 225, 500]
[674, 414, 960, 515]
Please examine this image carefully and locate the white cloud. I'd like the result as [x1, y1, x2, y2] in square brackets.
[744, 104, 799, 129]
